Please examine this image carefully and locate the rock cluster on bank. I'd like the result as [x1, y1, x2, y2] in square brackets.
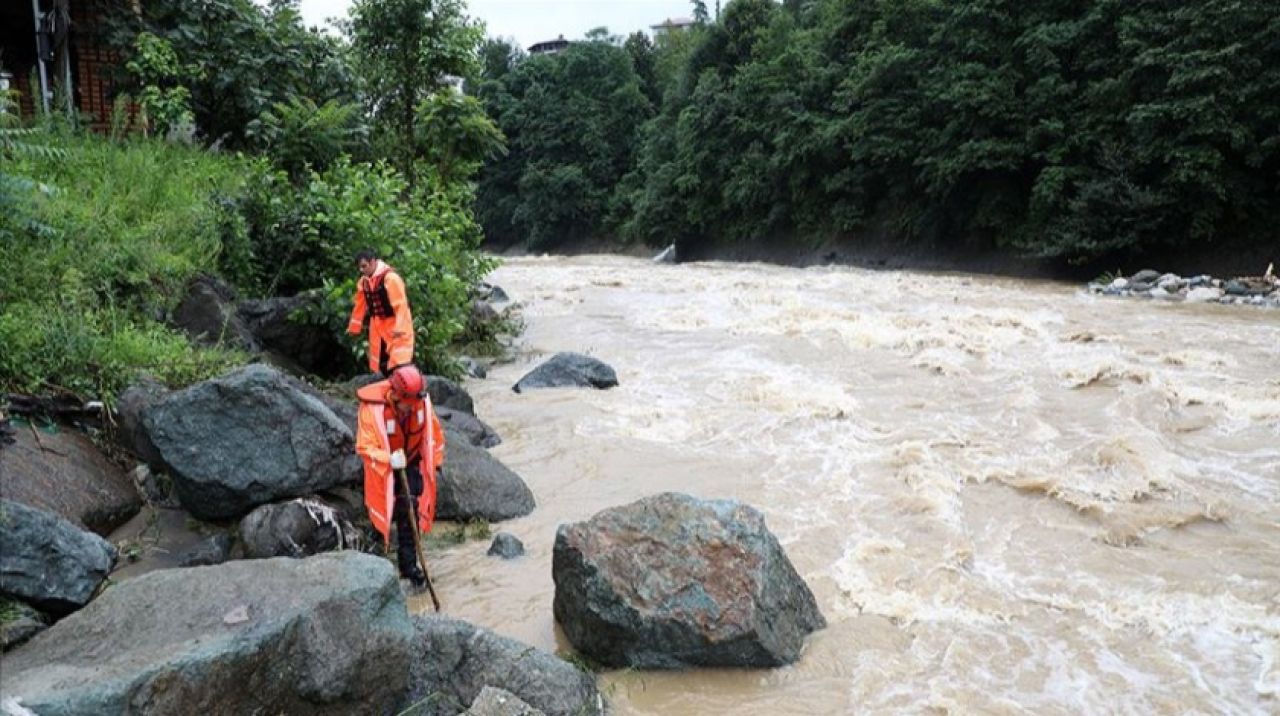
[1088, 267, 1279, 307]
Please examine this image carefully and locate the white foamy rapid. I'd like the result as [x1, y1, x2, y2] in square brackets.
[417, 255, 1280, 715]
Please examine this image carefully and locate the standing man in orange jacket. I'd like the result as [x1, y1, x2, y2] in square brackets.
[355, 364, 444, 588]
[348, 250, 414, 376]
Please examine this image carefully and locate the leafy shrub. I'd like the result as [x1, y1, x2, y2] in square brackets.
[246, 96, 367, 182]
[225, 158, 494, 375]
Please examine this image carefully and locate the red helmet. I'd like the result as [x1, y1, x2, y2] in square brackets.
[389, 364, 424, 397]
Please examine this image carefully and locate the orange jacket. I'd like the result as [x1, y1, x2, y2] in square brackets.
[355, 380, 444, 543]
[348, 261, 414, 372]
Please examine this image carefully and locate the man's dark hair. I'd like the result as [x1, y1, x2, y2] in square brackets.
[355, 249, 377, 264]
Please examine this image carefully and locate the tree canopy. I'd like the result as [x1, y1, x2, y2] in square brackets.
[475, 0, 1280, 265]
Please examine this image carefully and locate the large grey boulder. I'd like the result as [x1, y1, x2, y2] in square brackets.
[0, 426, 140, 535]
[0, 552, 412, 715]
[170, 275, 258, 351]
[512, 353, 618, 393]
[404, 615, 602, 716]
[438, 439, 535, 522]
[0, 500, 116, 616]
[428, 376, 476, 415]
[239, 497, 360, 559]
[141, 364, 358, 520]
[238, 291, 347, 377]
[553, 492, 826, 669]
[439, 406, 501, 448]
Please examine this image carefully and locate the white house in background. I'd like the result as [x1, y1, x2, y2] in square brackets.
[650, 16, 696, 39]
[528, 35, 570, 56]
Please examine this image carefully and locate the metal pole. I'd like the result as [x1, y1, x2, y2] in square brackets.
[32, 0, 50, 115]
[62, 28, 73, 117]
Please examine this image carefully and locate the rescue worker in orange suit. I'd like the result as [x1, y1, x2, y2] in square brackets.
[347, 250, 414, 376]
[355, 364, 444, 587]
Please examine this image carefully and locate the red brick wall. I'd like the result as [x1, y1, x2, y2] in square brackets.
[71, 0, 118, 130]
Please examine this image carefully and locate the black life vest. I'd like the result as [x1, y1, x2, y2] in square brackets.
[362, 273, 395, 319]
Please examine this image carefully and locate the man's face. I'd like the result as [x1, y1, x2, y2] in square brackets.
[392, 393, 416, 415]
[357, 258, 376, 277]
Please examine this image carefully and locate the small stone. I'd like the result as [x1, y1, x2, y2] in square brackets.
[1185, 287, 1222, 303]
[1109, 278, 1128, 289]
[487, 533, 525, 559]
[1130, 269, 1161, 284]
[1225, 279, 1249, 296]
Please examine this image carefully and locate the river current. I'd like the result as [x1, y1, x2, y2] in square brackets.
[416, 255, 1280, 715]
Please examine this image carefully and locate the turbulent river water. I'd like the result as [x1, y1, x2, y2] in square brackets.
[416, 255, 1280, 715]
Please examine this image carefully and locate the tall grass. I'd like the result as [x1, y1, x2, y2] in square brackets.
[0, 129, 247, 400]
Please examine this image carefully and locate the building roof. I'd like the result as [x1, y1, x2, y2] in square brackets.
[650, 16, 696, 30]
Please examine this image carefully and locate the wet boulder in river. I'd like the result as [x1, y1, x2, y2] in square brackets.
[553, 492, 825, 669]
[512, 353, 618, 393]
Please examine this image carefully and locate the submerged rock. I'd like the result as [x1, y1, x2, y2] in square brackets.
[405, 615, 602, 716]
[512, 353, 618, 393]
[142, 365, 358, 520]
[0, 499, 116, 616]
[553, 492, 825, 669]
[487, 532, 525, 559]
[0, 553, 412, 715]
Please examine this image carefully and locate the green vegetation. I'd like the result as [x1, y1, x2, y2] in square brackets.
[475, 36, 652, 249]
[476, 0, 1280, 265]
[2, 0, 499, 401]
[0, 129, 247, 398]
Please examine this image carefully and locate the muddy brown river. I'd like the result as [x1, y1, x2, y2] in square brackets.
[415, 255, 1279, 714]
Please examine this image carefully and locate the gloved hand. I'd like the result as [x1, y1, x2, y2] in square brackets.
[390, 450, 407, 470]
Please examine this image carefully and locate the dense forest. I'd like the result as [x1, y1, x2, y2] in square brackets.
[474, 0, 1280, 266]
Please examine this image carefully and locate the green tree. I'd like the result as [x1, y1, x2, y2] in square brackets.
[476, 36, 652, 249]
[346, 0, 484, 188]
[107, 0, 353, 147]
